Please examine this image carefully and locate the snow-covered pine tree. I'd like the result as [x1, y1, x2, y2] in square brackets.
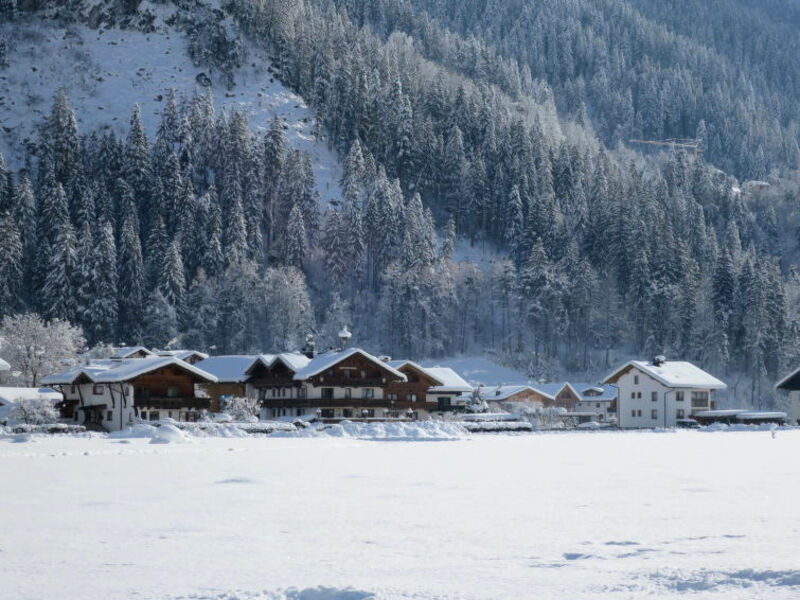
[118, 211, 145, 343]
[0, 212, 23, 318]
[88, 221, 118, 343]
[286, 202, 307, 269]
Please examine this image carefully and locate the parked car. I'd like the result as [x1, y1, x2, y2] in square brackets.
[676, 418, 701, 429]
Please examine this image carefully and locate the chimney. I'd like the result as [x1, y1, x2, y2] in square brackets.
[652, 355, 666, 367]
[338, 325, 352, 349]
[302, 334, 316, 359]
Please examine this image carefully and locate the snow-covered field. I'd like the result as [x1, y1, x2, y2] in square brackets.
[2, 429, 799, 600]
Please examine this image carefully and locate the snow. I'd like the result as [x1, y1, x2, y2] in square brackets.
[0, 357, 10, 371]
[196, 355, 259, 383]
[110, 346, 155, 359]
[484, 384, 540, 401]
[42, 356, 218, 384]
[0, 3, 343, 206]
[420, 367, 472, 393]
[606, 360, 727, 389]
[420, 356, 530, 387]
[149, 423, 189, 444]
[293, 348, 406, 382]
[2, 429, 799, 599]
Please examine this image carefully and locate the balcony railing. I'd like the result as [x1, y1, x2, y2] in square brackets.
[135, 397, 211, 410]
[260, 397, 432, 410]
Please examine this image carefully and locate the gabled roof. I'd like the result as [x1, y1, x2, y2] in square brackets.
[292, 348, 406, 381]
[571, 383, 617, 401]
[110, 346, 155, 359]
[386, 360, 447, 386]
[775, 366, 800, 390]
[157, 349, 210, 362]
[603, 360, 726, 389]
[0, 357, 10, 371]
[270, 352, 311, 372]
[425, 367, 473, 393]
[197, 355, 260, 383]
[485, 385, 541, 401]
[42, 357, 218, 385]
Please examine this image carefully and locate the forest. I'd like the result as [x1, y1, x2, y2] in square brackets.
[1, 0, 800, 405]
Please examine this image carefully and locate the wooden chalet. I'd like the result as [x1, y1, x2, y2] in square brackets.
[42, 357, 218, 431]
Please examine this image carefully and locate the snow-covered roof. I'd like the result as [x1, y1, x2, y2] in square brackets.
[42, 357, 217, 385]
[196, 356, 260, 383]
[110, 346, 155, 359]
[485, 385, 541, 401]
[0, 387, 61, 405]
[386, 360, 447, 386]
[0, 357, 10, 371]
[571, 383, 617, 401]
[425, 367, 472, 393]
[292, 348, 406, 381]
[157, 350, 210, 361]
[270, 352, 311, 372]
[603, 360, 726, 389]
[775, 366, 800, 390]
[736, 411, 787, 420]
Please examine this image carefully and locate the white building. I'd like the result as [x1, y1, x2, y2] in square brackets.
[603, 357, 726, 428]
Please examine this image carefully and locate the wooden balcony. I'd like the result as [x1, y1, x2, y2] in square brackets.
[135, 396, 211, 410]
[260, 397, 434, 411]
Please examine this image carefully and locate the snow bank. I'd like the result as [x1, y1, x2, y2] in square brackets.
[277, 420, 469, 441]
[108, 424, 158, 439]
[149, 424, 190, 444]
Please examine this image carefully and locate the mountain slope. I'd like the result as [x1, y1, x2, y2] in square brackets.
[0, 0, 341, 204]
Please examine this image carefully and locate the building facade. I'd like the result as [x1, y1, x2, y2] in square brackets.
[604, 358, 726, 428]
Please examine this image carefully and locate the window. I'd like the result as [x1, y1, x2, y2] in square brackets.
[343, 409, 353, 418]
[691, 391, 709, 407]
[631, 409, 636, 417]
[596, 403, 601, 408]
[149, 411, 160, 421]
[344, 388, 352, 399]
[360, 370, 367, 379]
[637, 392, 642, 399]
[651, 409, 658, 420]
[298, 387, 306, 399]
[408, 393, 417, 402]
[676, 409, 685, 419]
[296, 408, 303, 416]
[676, 391, 684, 402]
[140, 411, 147, 420]
[93, 384, 104, 395]
[437, 397, 452, 410]
[167, 386, 179, 398]
[320, 409, 335, 419]
[631, 392, 635, 399]
[321, 388, 334, 399]
[70, 384, 76, 394]
[387, 393, 398, 401]
[634, 375, 639, 385]
[637, 409, 642, 417]
[106, 410, 113, 421]
[362, 388, 374, 399]
[651, 391, 658, 402]
[168, 411, 173, 418]
[360, 409, 375, 418]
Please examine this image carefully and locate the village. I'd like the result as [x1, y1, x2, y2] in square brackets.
[1, 326, 798, 435]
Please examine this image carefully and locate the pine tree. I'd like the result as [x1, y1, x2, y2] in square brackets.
[0, 212, 23, 317]
[159, 240, 186, 312]
[118, 212, 145, 343]
[286, 202, 307, 269]
[88, 221, 118, 343]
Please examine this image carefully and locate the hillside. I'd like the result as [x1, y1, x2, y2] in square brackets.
[0, 0, 341, 202]
[1, 0, 799, 407]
